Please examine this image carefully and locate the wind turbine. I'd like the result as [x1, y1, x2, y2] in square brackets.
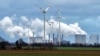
[48, 22, 54, 43]
[39, 6, 50, 44]
[53, 8, 66, 46]
[58, 9, 61, 46]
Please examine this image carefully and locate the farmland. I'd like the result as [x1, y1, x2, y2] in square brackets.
[56, 47, 100, 50]
[0, 47, 100, 56]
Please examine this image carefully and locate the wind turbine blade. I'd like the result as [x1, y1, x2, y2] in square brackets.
[37, 5, 44, 12]
[45, 6, 50, 12]
[39, 7, 43, 12]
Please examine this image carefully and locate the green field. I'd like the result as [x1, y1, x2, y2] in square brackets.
[56, 47, 100, 50]
[0, 47, 100, 56]
[0, 53, 99, 56]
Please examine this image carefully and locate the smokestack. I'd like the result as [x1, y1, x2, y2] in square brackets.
[62, 34, 63, 42]
[49, 33, 50, 43]
[33, 32, 34, 38]
[53, 33, 54, 44]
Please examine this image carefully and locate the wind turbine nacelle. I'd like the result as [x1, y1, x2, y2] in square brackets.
[42, 11, 47, 13]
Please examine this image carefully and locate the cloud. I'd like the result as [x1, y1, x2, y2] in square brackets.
[0, 15, 87, 40]
[6, 26, 24, 37]
[21, 16, 29, 22]
[0, 16, 13, 29]
[48, 19, 86, 35]
[0, 16, 33, 38]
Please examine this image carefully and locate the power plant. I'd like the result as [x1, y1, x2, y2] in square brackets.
[75, 34, 86, 44]
[33, 37, 43, 43]
[0, 33, 100, 50]
[89, 34, 99, 45]
[27, 33, 100, 45]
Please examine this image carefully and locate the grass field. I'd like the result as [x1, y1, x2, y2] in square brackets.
[56, 47, 100, 50]
[0, 47, 100, 56]
[0, 53, 99, 56]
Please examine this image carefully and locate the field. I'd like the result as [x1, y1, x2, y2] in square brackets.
[56, 47, 100, 50]
[0, 47, 100, 56]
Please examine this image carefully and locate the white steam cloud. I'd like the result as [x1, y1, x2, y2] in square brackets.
[0, 15, 87, 39]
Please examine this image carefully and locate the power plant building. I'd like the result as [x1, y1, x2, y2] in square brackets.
[33, 37, 43, 43]
[29, 37, 34, 44]
[75, 34, 86, 44]
[89, 34, 99, 45]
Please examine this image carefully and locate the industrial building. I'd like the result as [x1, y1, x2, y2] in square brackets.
[89, 34, 99, 45]
[75, 34, 86, 44]
[33, 37, 43, 43]
[29, 37, 34, 44]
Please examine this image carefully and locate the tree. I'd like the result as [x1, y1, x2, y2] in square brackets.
[15, 38, 27, 49]
[0, 40, 10, 49]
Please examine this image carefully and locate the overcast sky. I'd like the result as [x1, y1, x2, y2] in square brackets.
[0, 0, 100, 43]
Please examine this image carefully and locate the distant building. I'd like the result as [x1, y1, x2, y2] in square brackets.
[75, 34, 86, 44]
[29, 37, 34, 44]
[33, 37, 43, 43]
[89, 34, 99, 45]
[62, 40, 70, 44]
[53, 37, 58, 45]
[56, 34, 64, 44]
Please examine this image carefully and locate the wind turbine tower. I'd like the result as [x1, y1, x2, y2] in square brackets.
[58, 9, 61, 46]
[39, 6, 50, 44]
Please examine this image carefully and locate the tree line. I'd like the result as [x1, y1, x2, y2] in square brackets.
[0, 39, 100, 50]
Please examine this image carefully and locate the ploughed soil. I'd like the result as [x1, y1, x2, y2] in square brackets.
[0, 50, 100, 55]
